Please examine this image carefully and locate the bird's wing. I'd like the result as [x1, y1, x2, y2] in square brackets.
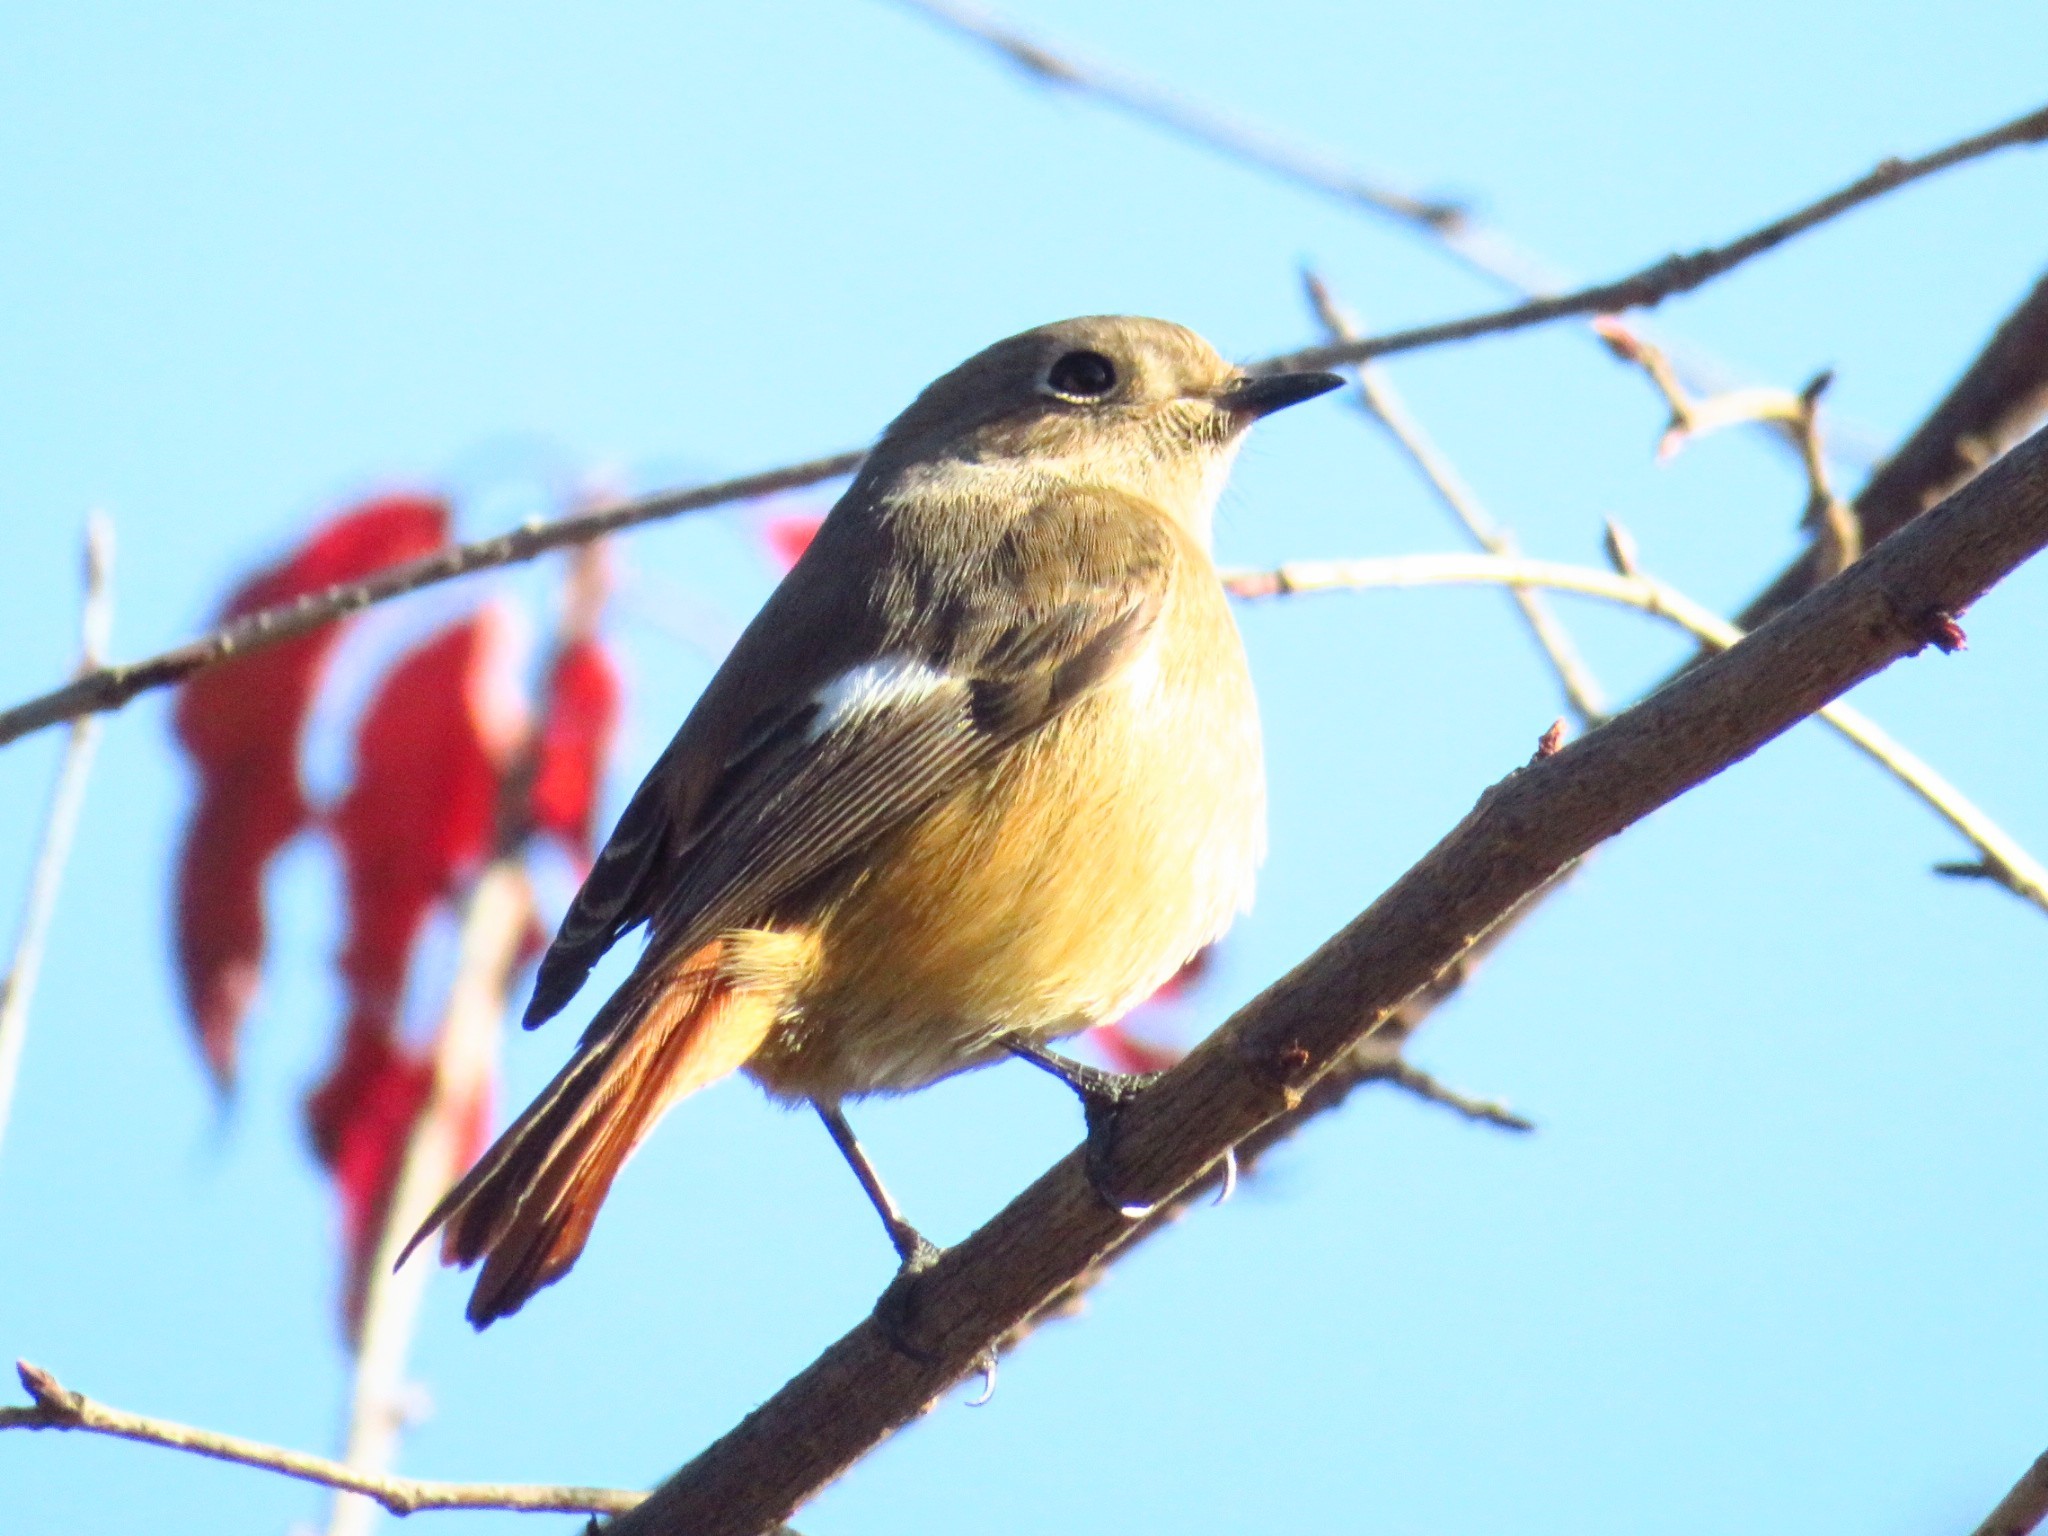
[524, 485, 1179, 1033]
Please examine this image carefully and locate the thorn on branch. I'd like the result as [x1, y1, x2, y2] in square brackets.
[1602, 518, 1642, 578]
[17, 1360, 81, 1420]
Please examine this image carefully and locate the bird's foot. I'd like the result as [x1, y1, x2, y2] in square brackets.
[872, 1225, 946, 1365]
[1006, 1040, 1164, 1218]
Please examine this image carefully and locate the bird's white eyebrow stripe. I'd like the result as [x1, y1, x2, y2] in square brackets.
[807, 656, 958, 739]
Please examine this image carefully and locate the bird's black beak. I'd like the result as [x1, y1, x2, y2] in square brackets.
[1218, 369, 1346, 419]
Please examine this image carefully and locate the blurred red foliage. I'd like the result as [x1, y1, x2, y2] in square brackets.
[171, 498, 621, 1331]
[173, 495, 448, 1088]
[760, 510, 826, 572]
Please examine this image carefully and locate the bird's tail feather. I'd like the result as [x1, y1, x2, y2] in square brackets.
[401, 938, 773, 1327]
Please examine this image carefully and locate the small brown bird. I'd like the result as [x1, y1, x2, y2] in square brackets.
[405, 316, 1340, 1326]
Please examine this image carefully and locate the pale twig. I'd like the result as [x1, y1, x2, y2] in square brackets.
[1361, 1057, 1535, 1133]
[0, 1361, 640, 1518]
[1304, 270, 1608, 725]
[884, 0, 1560, 292]
[0, 514, 113, 1159]
[608, 404, 2048, 1536]
[1593, 317, 1861, 578]
[883, 0, 1879, 456]
[1971, 1447, 2048, 1536]
[7, 105, 2044, 755]
[327, 863, 532, 1536]
[1223, 550, 2048, 917]
[328, 543, 610, 1536]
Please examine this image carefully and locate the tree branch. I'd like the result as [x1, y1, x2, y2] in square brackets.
[1360, 1057, 1534, 1133]
[1972, 1447, 2048, 1536]
[1305, 269, 1609, 725]
[0, 1361, 641, 1518]
[603, 425, 2048, 1536]
[1740, 269, 2048, 629]
[1258, 100, 2048, 377]
[885, 0, 1560, 293]
[0, 453, 864, 750]
[5, 102, 2041, 752]
[0, 513, 113, 1159]
[1222, 549, 2048, 917]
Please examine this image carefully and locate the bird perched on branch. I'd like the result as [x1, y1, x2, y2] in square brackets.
[404, 316, 1341, 1327]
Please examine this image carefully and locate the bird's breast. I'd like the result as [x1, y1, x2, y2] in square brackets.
[752, 586, 1264, 1099]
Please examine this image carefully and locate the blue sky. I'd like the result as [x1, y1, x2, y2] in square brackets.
[3, 3, 2047, 1532]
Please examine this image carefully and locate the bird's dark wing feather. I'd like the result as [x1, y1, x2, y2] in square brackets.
[524, 485, 1176, 1034]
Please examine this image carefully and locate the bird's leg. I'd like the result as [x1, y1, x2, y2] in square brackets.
[814, 1100, 942, 1362]
[1005, 1037, 1163, 1218]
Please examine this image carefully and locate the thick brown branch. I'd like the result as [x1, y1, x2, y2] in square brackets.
[607, 431, 2048, 1535]
[1740, 269, 2048, 628]
[0, 1361, 641, 1518]
[5, 107, 2042, 752]
[1973, 1448, 2048, 1536]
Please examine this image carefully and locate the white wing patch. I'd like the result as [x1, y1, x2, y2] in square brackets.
[807, 656, 956, 740]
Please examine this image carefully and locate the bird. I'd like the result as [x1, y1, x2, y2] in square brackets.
[403, 316, 1341, 1328]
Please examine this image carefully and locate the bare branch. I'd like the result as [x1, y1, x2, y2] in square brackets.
[1593, 318, 1861, 578]
[1260, 101, 2048, 377]
[1973, 1448, 2048, 1536]
[328, 861, 532, 1536]
[1305, 270, 1608, 725]
[0, 513, 113, 1158]
[1223, 549, 2048, 918]
[1361, 1057, 1535, 1133]
[603, 409, 2048, 1536]
[1741, 269, 2048, 628]
[0, 452, 864, 750]
[5, 106, 2041, 753]
[886, 0, 1559, 292]
[0, 1361, 641, 1518]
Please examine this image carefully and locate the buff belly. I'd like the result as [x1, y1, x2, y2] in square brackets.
[743, 632, 1263, 1102]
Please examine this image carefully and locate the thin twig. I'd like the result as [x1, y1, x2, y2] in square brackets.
[329, 543, 610, 1536]
[6, 103, 2043, 753]
[0, 1361, 641, 1518]
[886, 0, 1560, 292]
[605, 404, 2048, 1536]
[1223, 549, 2048, 918]
[1361, 1057, 1534, 1132]
[0, 514, 113, 1159]
[1261, 100, 2048, 377]
[1304, 270, 1608, 724]
[327, 862, 533, 1536]
[0, 452, 864, 750]
[1593, 317, 1862, 577]
[1971, 1447, 2048, 1536]
[890, 0, 1897, 471]
[1741, 268, 2048, 629]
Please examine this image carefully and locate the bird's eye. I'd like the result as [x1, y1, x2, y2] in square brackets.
[1043, 350, 1119, 401]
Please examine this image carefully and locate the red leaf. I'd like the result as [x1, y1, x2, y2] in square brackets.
[1083, 947, 1219, 1074]
[528, 637, 622, 860]
[761, 512, 825, 572]
[309, 607, 521, 1333]
[1087, 1021, 1186, 1075]
[172, 495, 449, 1087]
[328, 610, 520, 1042]
[305, 1029, 434, 1337]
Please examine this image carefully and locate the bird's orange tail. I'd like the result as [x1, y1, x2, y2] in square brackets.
[404, 939, 773, 1326]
